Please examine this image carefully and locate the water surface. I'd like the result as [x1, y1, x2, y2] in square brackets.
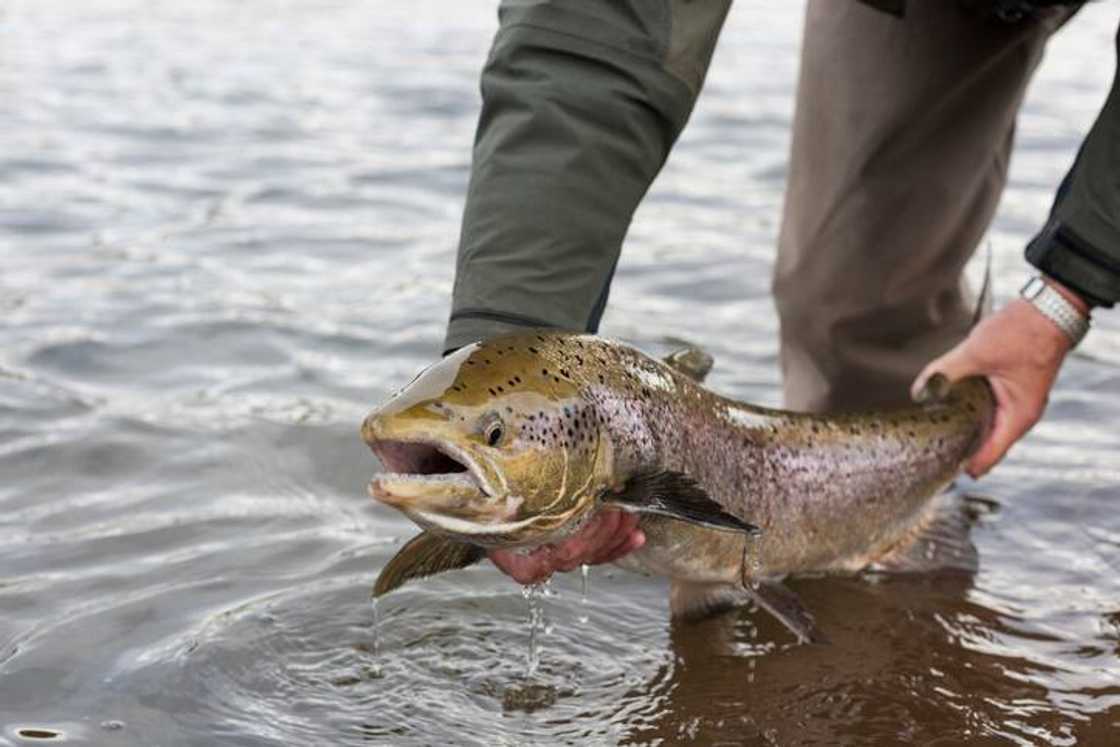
[2, 1, 1119, 744]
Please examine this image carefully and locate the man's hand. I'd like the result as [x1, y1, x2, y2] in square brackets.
[487, 509, 645, 585]
[911, 279, 1086, 478]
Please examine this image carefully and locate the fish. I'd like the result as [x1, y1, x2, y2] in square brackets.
[361, 333, 993, 642]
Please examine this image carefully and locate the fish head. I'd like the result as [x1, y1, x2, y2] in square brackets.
[362, 335, 615, 546]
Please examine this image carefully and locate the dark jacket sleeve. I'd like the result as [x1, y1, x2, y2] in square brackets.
[1026, 23, 1120, 308]
[445, 0, 730, 352]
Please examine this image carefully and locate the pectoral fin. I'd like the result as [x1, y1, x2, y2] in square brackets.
[373, 531, 485, 597]
[602, 470, 760, 535]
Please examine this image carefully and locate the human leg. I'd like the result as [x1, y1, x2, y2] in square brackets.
[774, 0, 1076, 411]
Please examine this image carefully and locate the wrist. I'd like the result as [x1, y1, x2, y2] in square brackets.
[1041, 275, 1091, 316]
[1019, 275, 1091, 348]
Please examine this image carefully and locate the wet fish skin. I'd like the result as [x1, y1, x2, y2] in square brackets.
[363, 331, 993, 634]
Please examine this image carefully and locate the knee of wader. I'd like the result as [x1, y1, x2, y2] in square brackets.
[770, 262, 848, 349]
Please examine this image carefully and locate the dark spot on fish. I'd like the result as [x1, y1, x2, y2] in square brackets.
[560, 369, 570, 378]
[488, 388, 497, 396]
[497, 386, 504, 393]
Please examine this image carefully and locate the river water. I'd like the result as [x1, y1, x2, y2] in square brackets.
[2, 1, 1119, 744]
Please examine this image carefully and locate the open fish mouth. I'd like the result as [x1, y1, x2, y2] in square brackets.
[367, 438, 491, 506]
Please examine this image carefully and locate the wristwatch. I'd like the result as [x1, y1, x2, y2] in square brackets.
[1019, 276, 1090, 347]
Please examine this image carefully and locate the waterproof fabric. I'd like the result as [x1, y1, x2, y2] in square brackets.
[865, 0, 1086, 23]
[446, 0, 729, 351]
[774, 0, 1080, 411]
[444, 0, 1120, 401]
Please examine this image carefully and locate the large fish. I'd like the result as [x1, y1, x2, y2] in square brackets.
[362, 333, 993, 642]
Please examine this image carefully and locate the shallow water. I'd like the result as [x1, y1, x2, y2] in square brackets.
[2, 1, 1119, 744]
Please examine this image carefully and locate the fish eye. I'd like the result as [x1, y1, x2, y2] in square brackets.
[485, 420, 504, 447]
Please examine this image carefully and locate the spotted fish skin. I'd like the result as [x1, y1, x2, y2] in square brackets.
[362, 331, 994, 588]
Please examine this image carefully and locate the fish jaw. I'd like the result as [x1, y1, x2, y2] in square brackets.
[363, 410, 509, 524]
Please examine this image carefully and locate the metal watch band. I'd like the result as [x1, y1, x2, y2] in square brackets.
[1019, 276, 1090, 347]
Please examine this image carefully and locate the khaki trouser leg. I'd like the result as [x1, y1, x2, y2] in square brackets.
[774, 0, 1075, 412]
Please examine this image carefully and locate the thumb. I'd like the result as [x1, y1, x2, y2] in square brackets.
[910, 346, 979, 403]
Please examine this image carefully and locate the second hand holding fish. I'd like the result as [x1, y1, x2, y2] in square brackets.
[488, 509, 645, 584]
[913, 278, 1088, 478]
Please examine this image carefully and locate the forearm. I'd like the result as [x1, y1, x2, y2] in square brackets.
[1025, 24, 1120, 309]
[445, 0, 730, 352]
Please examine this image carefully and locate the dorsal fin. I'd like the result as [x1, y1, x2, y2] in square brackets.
[661, 345, 714, 383]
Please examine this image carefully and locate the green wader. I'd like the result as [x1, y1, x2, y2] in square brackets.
[445, 0, 1120, 412]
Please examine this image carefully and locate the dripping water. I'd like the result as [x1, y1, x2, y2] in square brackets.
[745, 604, 759, 684]
[503, 580, 558, 712]
[370, 596, 381, 658]
[741, 534, 762, 683]
[522, 582, 546, 679]
[741, 533, 762, 591]
[579, 564, 590, 624]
